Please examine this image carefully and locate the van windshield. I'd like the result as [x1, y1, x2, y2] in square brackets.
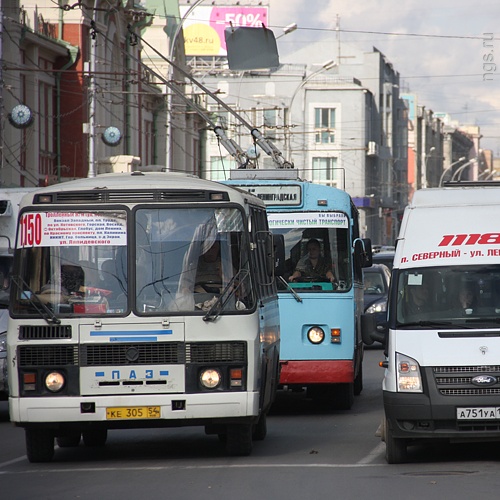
[395, 265, 500, 327]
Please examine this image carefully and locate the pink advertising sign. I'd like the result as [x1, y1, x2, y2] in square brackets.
[179, 6, 269, 56]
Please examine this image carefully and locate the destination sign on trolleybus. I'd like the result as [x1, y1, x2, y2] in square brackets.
[268, 212, 348, 229]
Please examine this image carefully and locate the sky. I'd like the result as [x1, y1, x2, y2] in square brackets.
[269, 0, 500, 154]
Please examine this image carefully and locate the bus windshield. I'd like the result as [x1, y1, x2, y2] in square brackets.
[395, 265, 500, 327]
[12, 207, 254, 317]
[271, 212, 352, 292]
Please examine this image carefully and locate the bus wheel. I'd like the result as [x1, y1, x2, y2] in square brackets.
[332, 383, 354, 410]
[26, 428, 54, 463]
[225, 424, 253, 456]
[83, 429, 108, 447]
[354, 363, 363, 395]
[384, 416, 407, 464]
[56, 432, 81, 448]
[252, 413, 267, 441]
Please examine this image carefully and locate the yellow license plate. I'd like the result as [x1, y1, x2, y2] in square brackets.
[106, 406, 161, 420]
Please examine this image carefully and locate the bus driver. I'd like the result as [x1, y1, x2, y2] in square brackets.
[289, 238, 335, 284]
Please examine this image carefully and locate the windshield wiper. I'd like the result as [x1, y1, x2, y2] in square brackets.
[203, 269, 249, 322]
[11, 276, 61, 325]
[277, 276, 302, 303]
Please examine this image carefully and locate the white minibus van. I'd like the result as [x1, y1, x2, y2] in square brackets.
[364, 182, 500, 463]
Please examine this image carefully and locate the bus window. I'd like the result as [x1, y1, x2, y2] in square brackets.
[134, 207, 255, 314]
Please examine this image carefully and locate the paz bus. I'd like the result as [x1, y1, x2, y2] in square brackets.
[8, 171, 280, 462]
[225, 169, 372, 409]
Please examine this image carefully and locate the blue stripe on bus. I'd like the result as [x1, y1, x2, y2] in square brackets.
[90, 330, 173, 336]
[159, 371, 169, 376]
[95, 372, 105, 377]
[109, 336, 158, 342]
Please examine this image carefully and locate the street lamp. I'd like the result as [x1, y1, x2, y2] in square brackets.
[451, 158, 477, 182]
[286, 59, 337, 161]
[421, 146, 435, 188]
[165, 0, 206, 171]
[276, 23, 298, 39]
[438, 156, 466, 187]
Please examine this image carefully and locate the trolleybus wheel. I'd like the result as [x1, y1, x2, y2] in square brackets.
[56, 432, 81, 448]
[354, 362, 363, 395]
[332, 382, 354, 410]
[26, 428, 54, 463]
[226, 423, 253, 456]
[83, 429, 108, 447]
[384, 416, 407, 464]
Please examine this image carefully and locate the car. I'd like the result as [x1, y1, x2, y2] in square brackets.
[362, 263, 391, 341]
[372, 250, 395, 270]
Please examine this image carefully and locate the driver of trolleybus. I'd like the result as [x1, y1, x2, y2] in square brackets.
[289, 238, 336, 284]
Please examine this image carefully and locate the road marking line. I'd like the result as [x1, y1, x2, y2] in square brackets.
[357, 442, 385, 464]
[0, 462, 387, 474]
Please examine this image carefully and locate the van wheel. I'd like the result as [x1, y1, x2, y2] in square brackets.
[26, 428, 54, 463]
[226, 424, 253, 456]
[384, 416, 407, 464]
[83, 429, 108, 447]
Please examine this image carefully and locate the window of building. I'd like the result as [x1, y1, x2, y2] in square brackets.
[314, 108, 336, 144]
[209, 156, 236, 181]
[312, 157, 338, 186]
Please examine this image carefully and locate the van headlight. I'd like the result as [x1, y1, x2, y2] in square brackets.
[396, 353, 422, 393]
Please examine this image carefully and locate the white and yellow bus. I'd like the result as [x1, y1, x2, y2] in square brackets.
[8, 171, 280, 462]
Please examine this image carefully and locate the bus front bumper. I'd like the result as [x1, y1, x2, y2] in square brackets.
[9, 392, 260, 428]
[279, 360, 354, 385]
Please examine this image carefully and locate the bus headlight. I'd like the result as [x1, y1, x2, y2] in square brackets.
[307, 326, 325, 344]
[200, 368, 222, 389]
[45, 371, 65, 392]
[396, 353, 422, 393]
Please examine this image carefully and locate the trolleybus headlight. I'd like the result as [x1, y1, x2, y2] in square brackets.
[45, 371, 65, 392]
[307, 326, 325, 344]
[200, 368, 222, 389]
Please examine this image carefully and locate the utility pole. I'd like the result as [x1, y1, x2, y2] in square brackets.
[0, 0, 4, 174]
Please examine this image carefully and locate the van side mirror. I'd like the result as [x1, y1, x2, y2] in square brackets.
[361, 313, 387, 346]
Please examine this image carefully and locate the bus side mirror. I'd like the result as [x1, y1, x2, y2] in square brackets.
[354, 238, 373, 268]
[273, 234, 285, 277]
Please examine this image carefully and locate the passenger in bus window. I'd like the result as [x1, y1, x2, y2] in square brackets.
[289, 238, 335, 283]
[195, 240, 223, 293]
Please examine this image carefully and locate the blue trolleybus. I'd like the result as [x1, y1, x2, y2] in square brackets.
[8, 171, 280, 462]
[226, 169, 371, 409]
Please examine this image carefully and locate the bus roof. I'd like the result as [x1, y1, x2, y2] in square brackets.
[18, 171, 267, 210]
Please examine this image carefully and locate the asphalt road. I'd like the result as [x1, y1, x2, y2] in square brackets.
[1, 348, 500, 500]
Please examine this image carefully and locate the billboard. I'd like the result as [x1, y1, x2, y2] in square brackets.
[179, 5, 269, 56]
